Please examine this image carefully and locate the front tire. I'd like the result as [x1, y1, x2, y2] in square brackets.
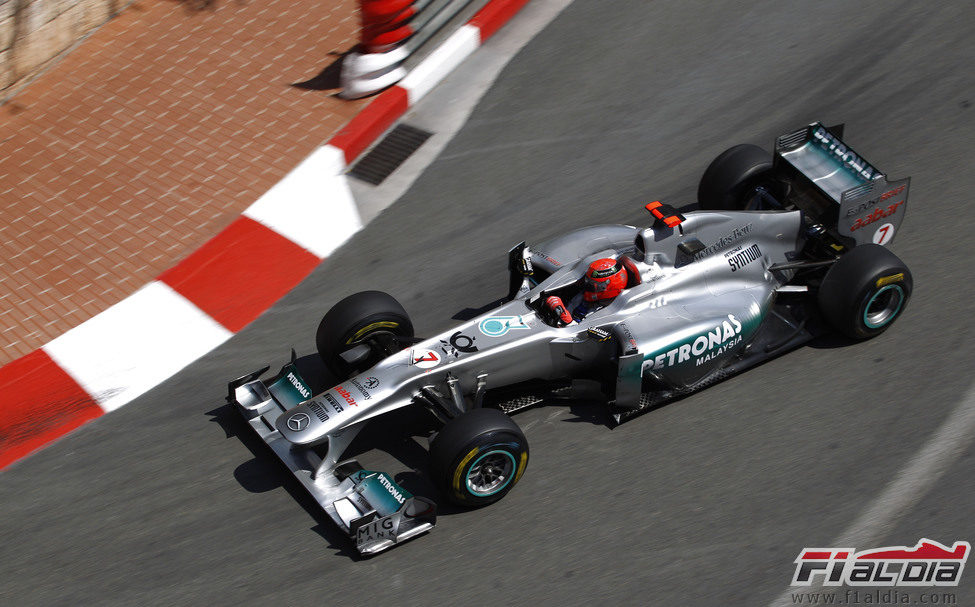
[818, 244, 912, 339]
[430, 408, 529, 507]
[698, 144, 777, 210]
[316, 290, 414, 378]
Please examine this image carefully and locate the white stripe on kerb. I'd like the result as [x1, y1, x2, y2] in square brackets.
[401, 25, 481, 105]
[44, 282, 232, 412]
[244, 144, 363, 259]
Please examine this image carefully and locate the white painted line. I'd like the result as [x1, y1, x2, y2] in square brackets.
[768, 381, 975, 606]
[244, 144, 363, 259]
[44, 282, 232, 412]
[400, 24, 481, 106]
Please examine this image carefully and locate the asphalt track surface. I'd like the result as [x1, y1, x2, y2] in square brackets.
[3, 1, 975, 605]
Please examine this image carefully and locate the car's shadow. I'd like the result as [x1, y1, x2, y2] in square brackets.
[207, 400, 363, 559]
[805, 331, 860, 350]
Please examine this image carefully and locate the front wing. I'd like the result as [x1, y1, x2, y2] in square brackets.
[228, 362, 436, 555]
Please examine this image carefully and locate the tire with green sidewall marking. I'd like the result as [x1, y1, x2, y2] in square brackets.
[431, 408, 529, 507]
[818, 244, 912, 340]
[316, 290, 414, 379]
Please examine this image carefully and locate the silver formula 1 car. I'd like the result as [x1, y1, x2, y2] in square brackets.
[229, 122, 913, 554]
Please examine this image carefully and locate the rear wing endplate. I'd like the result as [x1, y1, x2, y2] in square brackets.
[837, 176, 910, 246]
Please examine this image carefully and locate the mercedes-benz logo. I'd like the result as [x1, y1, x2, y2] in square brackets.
[287, 412, 310, 432]
[364, 377, 380, 389]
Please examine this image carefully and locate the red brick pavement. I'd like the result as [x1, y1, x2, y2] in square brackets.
[0, 0, 367, 366]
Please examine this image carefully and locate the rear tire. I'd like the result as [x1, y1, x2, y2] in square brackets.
[818, 244, 912, 339]
[698, 144, 776, 210]
[316, 291, 414, 378]
[430, 408, 529, 508]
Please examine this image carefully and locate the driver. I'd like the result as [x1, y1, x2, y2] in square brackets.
[545, 258, 628, 326]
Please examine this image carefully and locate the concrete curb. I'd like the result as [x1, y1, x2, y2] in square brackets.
[0, 0, 531, 470]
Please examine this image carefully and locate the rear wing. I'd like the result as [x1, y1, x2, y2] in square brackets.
[774, 122, 910, 246]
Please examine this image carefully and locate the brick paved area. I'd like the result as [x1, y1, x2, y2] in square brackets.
[0, 0, 367, 366]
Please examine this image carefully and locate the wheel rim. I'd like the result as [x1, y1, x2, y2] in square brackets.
[863, 285, 905, 329]
[465, 449, 516, 497]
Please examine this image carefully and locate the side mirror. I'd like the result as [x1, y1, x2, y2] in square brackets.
[677, 237, 706, 256]
[339, 344, 371, 366]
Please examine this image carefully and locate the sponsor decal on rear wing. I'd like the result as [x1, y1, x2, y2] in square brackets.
[776, 123, 883, 184]
[838, 176, 910, 246]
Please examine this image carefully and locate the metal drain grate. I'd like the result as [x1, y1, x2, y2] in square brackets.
[349, 124, 432, 185]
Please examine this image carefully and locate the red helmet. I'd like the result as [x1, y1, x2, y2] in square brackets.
[583, 258, 628, 302]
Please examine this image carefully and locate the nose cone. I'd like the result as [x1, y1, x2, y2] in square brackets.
[276, 398, 335, 445]
[274, 375, 390, 444]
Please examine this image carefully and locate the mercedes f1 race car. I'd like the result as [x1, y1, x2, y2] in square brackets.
[229, 122, 913, 554]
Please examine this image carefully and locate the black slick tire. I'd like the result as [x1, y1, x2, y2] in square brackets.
[316, 290, 414, 378]
[698, 144, 775, 210]
[818, 244, 912, 340]
[430, 408, 529, 508]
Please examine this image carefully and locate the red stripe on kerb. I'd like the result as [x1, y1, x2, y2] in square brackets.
[858, 542, 968, 560]
[361, 0, 414, 22]
[0, 350, 102, 469]
[801, 551, 833, 560]
[328, 86, 409, 164]
[159, 216, 320, 333]
[469, 0, 532, 42]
